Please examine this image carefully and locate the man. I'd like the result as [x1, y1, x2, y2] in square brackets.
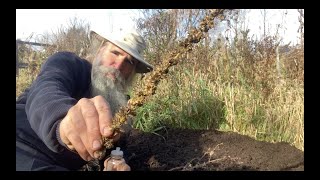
[16, 29, 153, 171]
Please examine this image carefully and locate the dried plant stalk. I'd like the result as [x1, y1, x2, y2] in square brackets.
[103, 9, 226, 149]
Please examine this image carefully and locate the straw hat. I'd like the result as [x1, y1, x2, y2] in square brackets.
[90, 29, 153, 73]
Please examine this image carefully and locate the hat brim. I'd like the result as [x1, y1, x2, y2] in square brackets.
[90, 31, 153, 73]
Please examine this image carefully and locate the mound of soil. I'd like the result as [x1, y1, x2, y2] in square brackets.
[82, 128, 304, 171]
[122, 128, 304, 171]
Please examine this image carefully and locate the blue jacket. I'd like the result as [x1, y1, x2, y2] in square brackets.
[16, 52, 93, 169]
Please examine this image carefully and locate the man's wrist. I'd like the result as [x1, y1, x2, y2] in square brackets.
[56, 120, 67, 148]
[56, 119, 79, 154]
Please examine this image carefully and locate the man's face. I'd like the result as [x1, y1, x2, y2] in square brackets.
[94, 42, 138, 80]
[90, 42, 138, 116]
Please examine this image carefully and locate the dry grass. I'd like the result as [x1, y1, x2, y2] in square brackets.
[133, 35, 304, 151]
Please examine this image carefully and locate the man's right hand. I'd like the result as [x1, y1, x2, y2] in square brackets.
[58, 95, 116, 161]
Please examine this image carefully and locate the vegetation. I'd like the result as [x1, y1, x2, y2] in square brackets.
[16, 10, 304, 151]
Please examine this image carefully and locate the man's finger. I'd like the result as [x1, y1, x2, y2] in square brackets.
[92, 96, 114, 137]
[79, 98, 102, 154]
[67, 131, 92, 161]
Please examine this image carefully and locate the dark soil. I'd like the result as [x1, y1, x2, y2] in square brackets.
[82, 128, 304, 171]
[122, 128, 304, 171]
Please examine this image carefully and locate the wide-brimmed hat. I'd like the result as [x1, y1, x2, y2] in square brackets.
[90, 29, 153, 73]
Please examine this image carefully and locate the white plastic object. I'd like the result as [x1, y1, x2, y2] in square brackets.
[105, 147, 126, 171]
[111, 147, 124, 157]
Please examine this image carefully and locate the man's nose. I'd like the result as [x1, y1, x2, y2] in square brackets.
[111, 58, 125, 70]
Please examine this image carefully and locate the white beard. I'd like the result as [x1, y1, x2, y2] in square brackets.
[90, 64, 129, 116]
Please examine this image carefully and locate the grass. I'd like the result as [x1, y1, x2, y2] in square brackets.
[132, 44, 304, 151]
[16, 50, 47, 97]
[16, 68, 34, 97]
[17, 46, 304, 151]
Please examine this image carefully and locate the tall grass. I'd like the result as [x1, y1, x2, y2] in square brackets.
[16, 49, 48, 97]
[133, 37, 304, 151]
[133, 69, 227, 133]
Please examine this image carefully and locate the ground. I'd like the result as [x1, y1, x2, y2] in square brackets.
[82, 128, 304, 171]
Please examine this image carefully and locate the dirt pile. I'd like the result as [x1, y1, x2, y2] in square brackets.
[122, 128, 304, 171]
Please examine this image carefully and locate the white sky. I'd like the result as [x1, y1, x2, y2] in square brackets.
[16, 9, 140, 41]
[16, 9, 302, 45]
[245, 9, 302, 45]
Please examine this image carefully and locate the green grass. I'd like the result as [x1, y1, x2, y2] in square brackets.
[133, 56, 304, 151]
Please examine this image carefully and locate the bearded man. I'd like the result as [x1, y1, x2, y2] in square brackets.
[16, 29, 153, 171]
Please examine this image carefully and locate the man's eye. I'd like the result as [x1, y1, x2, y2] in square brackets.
[111, 51, 119, 55]
[126, 59, 134, 65]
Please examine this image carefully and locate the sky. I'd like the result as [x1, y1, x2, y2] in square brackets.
[16, 9, 140, 41]
[16, 9, 303, 45]
[244, 9, 302, 45]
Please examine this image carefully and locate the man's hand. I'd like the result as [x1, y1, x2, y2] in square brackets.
[59, 95, 116, 161]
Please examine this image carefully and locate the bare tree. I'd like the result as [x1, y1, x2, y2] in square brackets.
[136, 9, 207, 65]
[37, 17, 91, 58]
[275, 10, 288, 80]
[297, 9, 304, 47]
[260, 9, 268, 39]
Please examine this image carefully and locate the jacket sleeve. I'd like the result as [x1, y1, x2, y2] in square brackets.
[25, 52, 91, 153]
